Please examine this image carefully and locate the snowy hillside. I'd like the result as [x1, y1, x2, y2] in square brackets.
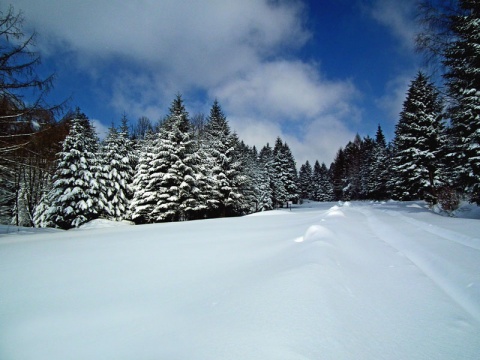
[1, 201, 479, 359]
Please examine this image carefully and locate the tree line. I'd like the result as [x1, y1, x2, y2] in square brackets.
[23, 97, 301, 228]
[1, 0, 479, 228]
[303, 0, 480, 211]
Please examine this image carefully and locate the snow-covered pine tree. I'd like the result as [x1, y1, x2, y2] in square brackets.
[298, 160, 313, 200]
[330, 148, 346, 201]
[368, 125, 390, 200]
[342, 135, 363, 200]
[33, 188, 51, 228]
[357, 136, 373, 199]
[129, 130, 157, 224]
[203, 100, 246, 217]
[443, 0, 480, 204]
[259, 143, 275, 208]
[246, 145, 273, 212]
[46, 110, 104, 229]
[227, 133, 251, 215]
[282, 142, 299, 204]
[151, 94, 200, 222]
[312, 160, 334, 201]
[390, 72, 444, 203]
[98, 122, 134, 221]
[272, 137, 289, 207]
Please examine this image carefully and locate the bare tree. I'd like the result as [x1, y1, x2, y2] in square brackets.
[415, 0, 462, 75]
[131, 116, 153, 140]
[0, 5, 62, 225]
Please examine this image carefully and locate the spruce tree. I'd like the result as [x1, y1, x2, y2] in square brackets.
[129, 130, 156, 224]
[443, 0, 480, 203]
[342, 135, 363, 200]
[151, 94, 200, 221]
[248, 146, 273, 212]
[204, 100, 245, 217]
[259, 144, 276, 208]
[282, 142, 299, 203]
[99, 123, 134, 221]
[46, 110, 103, 229]
[299, 160, 313, 200]
[369, 125, 390, 200]
[312, 160, 334, 201]
[359, 136, 376, 200]
[272, 137, 289, 207]
[331, 148, 346, 201]
[390, 72, 444, 203]
[228, 134, 251, 215]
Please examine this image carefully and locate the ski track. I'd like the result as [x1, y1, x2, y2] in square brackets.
[356, 204, 480, 322]
[383, 209, 480, 251]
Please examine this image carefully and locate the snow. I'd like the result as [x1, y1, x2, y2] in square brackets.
[1, 201, 480, 359]
[77, 218, 134, 229]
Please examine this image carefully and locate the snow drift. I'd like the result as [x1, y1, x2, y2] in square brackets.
[1, 201, 479, 359]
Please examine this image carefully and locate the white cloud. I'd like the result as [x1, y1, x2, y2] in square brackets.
[13, 0, 359, 165]
[218, 60, 359, 165]
[375, 71, 415, 125]
[214, 60, 356, 120]
[91, 119, 109, 140]
[229, 114, 355, 167]
[15, 0, 309, 89]
[299, 116, 357, 165]
[368, 0, 418, 50]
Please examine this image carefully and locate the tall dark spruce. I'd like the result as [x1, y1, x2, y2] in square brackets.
[390, 72, 444, 203]
[443, 0, 480, 204]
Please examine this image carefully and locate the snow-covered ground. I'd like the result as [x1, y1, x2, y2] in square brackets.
[1, 201, 479, 359]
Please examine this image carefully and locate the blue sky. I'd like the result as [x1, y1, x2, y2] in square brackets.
[10, 0, 421, 165]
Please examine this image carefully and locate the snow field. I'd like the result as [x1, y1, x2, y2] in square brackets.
[1, 201, 479, 359]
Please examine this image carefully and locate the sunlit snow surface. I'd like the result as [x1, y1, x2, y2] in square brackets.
[1, 201, 479, 359]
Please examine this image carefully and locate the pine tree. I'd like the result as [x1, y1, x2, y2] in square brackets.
[129, 130, 156, 224]
[359, 136, 376, 200]
[98, 122, 134, 221]
[203, 100, 245, 217]
[390, 72, 444, 203]
[298, 160, 313, 200]
[443, 0, 480, 204]
[331, 148, 346, 201]
[312, 160, 334, 201]
[282, 142, 299, 203]
[368, 125, 390, 200]
[151, 94, 200, 221]
[259, 144, 275, 209]
[46, 110, 104, 229]
[272, 137, 289, 207]
[342, 135, 363, 200]
[33, 185, 52, 228]
[247, 146, 273, 212]
[228, 134, 251, 215]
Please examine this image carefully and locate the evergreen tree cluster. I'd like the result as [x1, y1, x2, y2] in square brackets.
[34, 96, 301, 229]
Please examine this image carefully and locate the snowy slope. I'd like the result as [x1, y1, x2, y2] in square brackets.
[1, 202, 479, 359]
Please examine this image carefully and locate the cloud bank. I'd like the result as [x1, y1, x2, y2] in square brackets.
[14, 0, 364, 165]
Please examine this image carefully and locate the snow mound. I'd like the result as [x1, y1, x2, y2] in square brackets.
[407, 203, 423, 209]
[453, 202, 480, 219]
[247, 209, 293, 217]
[326, 205, 345, 218]
[77, 218, 134, 230]
[295, 225, 335, 243]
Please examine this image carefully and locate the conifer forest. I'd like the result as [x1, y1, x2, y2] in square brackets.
[1, 1, 479, 229]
